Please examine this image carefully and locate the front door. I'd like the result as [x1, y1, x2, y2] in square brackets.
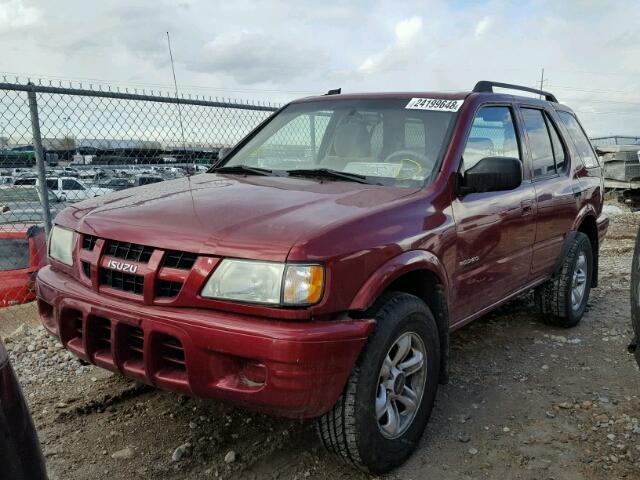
[451, 105, 536, 324]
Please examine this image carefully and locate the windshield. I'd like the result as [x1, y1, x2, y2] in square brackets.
[222, 98, 458, 187]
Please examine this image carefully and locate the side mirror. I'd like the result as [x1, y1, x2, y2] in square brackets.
[459, 156, 522, 195]
[217, 147, 231, 161]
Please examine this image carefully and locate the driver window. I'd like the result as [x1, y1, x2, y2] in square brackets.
[462, 106, 520, 172]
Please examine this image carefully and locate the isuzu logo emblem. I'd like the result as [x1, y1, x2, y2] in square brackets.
[107, 259, 138, 274]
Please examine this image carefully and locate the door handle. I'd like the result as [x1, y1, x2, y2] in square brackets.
[521, 200, 534, 215]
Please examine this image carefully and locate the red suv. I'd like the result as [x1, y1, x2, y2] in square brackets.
[37, 81, 608, 472]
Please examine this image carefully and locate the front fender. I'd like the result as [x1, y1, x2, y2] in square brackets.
[348, 250, 448, 311]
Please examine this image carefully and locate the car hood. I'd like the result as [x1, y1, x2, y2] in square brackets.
[61, 174, 418, 261]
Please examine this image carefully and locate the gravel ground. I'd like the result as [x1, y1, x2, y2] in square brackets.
[3, 209, 640, 480]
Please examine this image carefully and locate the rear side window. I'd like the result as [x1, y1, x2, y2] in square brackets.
[0, 238, 29, 271]
[13, 178, 36, 186]
[62, 179, 84, 190]
[521, 108, 566, 178]
[46, 179, 57, 190]
[557, 111, 599, 168]
[522, 109, 555, 177]
[462, 106, 520, 171]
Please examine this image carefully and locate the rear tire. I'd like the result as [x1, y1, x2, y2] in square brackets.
[535, 232, 593, 328]
[317, 292, 440, 473]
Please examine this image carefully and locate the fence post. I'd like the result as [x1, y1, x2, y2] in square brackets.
[27, 83, 52, 237]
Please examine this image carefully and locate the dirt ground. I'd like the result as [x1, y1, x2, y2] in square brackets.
[3, 209, 640, 480]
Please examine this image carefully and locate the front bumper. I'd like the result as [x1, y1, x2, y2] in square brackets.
[36, 266, 374, 418]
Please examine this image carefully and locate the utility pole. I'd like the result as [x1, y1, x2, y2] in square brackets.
[539, 68, 545, 98]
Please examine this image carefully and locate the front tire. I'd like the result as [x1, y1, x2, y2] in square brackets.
[317, 292, 440, 473]
[535, 232, 593, 328]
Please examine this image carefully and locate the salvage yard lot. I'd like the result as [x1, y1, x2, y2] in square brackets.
[3, 210, 640, 480]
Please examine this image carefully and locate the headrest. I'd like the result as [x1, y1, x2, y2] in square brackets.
[333, 122, 371, 157]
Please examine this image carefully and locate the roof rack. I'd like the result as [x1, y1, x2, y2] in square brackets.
[325, 88, 341, 95]
[472, 81, 558, 103]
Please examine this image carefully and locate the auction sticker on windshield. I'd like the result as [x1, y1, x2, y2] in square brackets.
[405, 98, 463, 112]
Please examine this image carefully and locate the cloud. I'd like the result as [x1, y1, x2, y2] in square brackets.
[357, 16, 424, 75]
[1, 0, 640, 135]
[188, 31, 323, 84]
[0, 0, 41, 33]
[475, 16, 493, 37]
[395, 16, 423, 44]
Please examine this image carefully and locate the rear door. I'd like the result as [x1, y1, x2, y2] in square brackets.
[451, 104, 536, 321]
[517, 106, 578, 277]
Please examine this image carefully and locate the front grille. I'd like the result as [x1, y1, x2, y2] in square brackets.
[82, 234, 97, 251]
[100, 268, 144, 295]
[157, 334, 186, 372]
[104, 240, 154, 263]
[163, 251, 198, 270]
[156, 280, 183, 298]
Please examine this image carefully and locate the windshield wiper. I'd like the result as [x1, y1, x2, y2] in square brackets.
[213, 165, 274, 176]
[286, 168, 373, 185]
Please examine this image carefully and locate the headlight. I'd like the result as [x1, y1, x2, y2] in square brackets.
[48, 225, 74, 266]
[201, 259, 324, 306]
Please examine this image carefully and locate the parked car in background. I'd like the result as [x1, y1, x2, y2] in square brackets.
[98, 178, 131, 191]
[596, 144, 640, 207]
[133, 175, 164, 187]
[0, 224, 47, 307]
[37, 81, 607, 472]
[0, 338, 47, 479]
[0, 186, 63, 223]
[13, 177, 113, 202]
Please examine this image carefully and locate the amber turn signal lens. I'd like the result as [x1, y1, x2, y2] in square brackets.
[283, 264, 324, 305]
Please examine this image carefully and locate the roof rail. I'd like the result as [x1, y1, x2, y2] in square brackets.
[472, 81, 558, 103]
[325, 88, 341, 95]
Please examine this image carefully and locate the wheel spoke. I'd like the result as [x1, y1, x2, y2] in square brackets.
[379, 355, 393, 380]
[399, 351, 424, 376]
[391, 335, 411, 366]
[396, 386, 419, 415]
[376, 385, 388, 420]
[380, 400, 400, 437]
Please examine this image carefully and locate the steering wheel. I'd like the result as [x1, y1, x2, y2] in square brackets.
[382, 150, 432, 180]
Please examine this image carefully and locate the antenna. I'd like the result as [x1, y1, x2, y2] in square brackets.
[166, 32, 187, 155]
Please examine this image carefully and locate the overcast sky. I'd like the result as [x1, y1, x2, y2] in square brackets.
[1, 0, 639, 136]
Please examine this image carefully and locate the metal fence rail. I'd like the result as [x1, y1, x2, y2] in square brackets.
[0, 79, 278, 322]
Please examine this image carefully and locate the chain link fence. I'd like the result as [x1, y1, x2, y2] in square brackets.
[0, 78, 277, 326]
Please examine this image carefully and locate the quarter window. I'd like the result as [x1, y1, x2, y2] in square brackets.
[557, 111, 599, 168]
[462, 106, 520, 172]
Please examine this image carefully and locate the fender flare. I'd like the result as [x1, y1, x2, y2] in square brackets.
[570, 206, 599, 287]
[571, 204, 597, 232]
[349, 250, 449, 311]
[349, 250, 451, 384]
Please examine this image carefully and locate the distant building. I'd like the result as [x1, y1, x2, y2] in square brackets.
[77, 139, 162, 150]
[591, 135, 640, 146]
